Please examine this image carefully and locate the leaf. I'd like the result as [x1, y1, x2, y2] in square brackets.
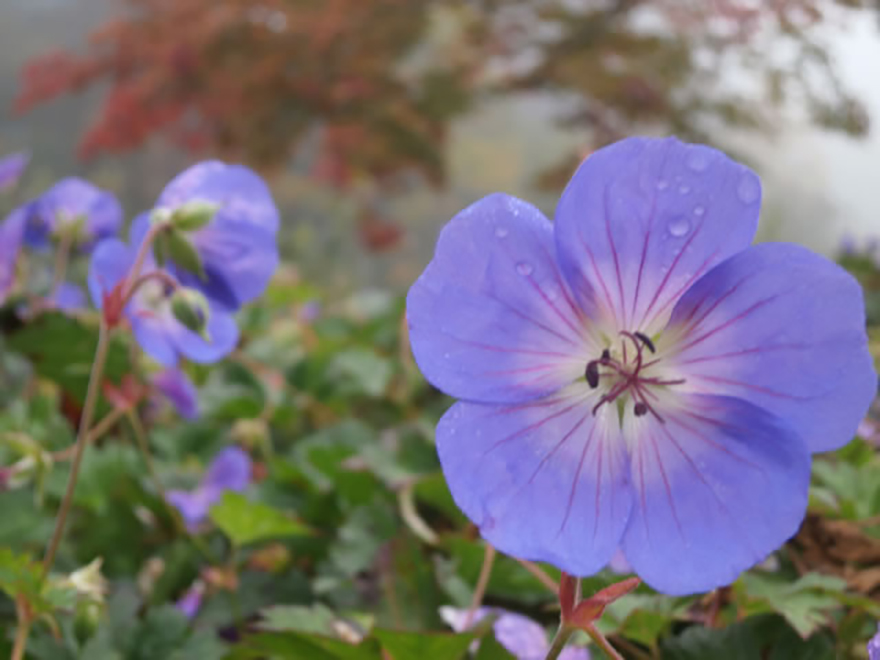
[236, 631, 382, 660]
[661, 614, 834, 660]
[326, 349, 393, 397]
[373, 629, 474, 660]
[739, 573, 847, 637]
[209, 491, 311, 547]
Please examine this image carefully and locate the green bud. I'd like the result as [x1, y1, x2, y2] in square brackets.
[171, 287, 212, 340]
[170, 200, 218, 231]
[167, 229, 207, 280]
[152, 231, 171, 267]
[149, 207, 173, 228]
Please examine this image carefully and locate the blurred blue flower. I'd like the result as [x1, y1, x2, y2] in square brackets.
[440, 607, 588, 660]
[23, 178, 122, 251]
[175, 582, 204, 619]
[408, 136, 876, 595]
[166, 447, 252, 529]
[870, 625, 880, 660]
[0, 151, 30, 192]
[88, 225, 238, 367]
[151, 368, 199, 420]
[142, 161, 280, 311]
[0, 206, 27, 305]
[48, 282, 87, 312]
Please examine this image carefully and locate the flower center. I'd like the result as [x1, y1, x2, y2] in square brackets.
[585, 330, 685, 423]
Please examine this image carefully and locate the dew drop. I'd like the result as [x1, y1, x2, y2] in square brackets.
[668, 217, 691, 237]
[495, 226, 509, 238]
[693, 205, 705, 216]
[737, 174, 760, 204]
[516, 262, 534, 276]
[656, 180, 669, 191]
[678, 184, 691, 195]
[686, 151, 709, 172]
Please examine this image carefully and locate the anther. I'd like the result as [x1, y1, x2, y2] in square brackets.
[634, 401, 648, 417]
[633, 332, 656, 354]
[585, 361, 600, 388]
[601, 348, 611, 361]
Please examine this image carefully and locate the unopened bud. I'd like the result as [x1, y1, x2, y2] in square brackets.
[169, 200, 218, 232]
[171, 287, 211, 339]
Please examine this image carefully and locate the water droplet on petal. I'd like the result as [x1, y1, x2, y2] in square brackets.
[656, 180, 669, 191]
[495, 226, 508, 238]
[687, 151, 709, 172]
[679, 184, 691, 195]
[693, 205, 705, 216]
[737, 173, 760, 204]
[668, 217, 691, 237]
[516, 262, 533, 276]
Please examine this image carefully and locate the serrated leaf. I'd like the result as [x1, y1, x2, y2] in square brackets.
[740, 573, 846, 637]
[209, 491, 311, 547]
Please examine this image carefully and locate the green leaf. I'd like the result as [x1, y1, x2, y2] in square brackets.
[739, 573, 847, 638]
[326, 349, 393, 397]
[372, 629, 474, 660]
[661, 615, 834, 660]
[209, 491, 311, 546]
[236, 631, 382, 660]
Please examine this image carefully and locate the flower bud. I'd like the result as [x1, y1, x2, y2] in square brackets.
[171, 287, 211, 339]
[169, 200, 218, 232]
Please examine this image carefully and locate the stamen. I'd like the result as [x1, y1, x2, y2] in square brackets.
[633, 331, 656, 354]
[585, 361, 600, 388]
[634, 402, 648, 416]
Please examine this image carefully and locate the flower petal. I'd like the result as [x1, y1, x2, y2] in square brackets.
[130, 312, 180, 367]
[158, 161, 280, 234]
[0, 151, 30, 192]
[151, 368, 200, 420]
[665, 242, 876, 453]
[32, 178, 122, 249]
[408, 193, 592, 404]
[0, 206, 28, 304]
[203, 446, 252, 492]
[51, 283, 87, 312]
[168, 304, 240, 364]
[87, 239, 134, 307]
[621, 394, 810, 595]
[554, 137, 760, 333]
[437, 387, 632, 576]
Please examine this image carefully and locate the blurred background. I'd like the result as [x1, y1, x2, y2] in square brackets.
[1, 0, 879, 290]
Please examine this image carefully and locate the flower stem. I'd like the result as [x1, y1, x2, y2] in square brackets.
[52, 406, 127, 462]
[42, 321, 111, 574]
[544, 624, 575, 660]
[585, 623, 625, 660]
[125, 222, 166, 295]
[464, 543, 496, 629]
[11, 596, 31, 660]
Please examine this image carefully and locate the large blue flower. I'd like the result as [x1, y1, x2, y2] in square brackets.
[143, 161, 280, 311]
[88, 224, 238, 367]
[407, 136, 876, 595]
[23, 177, 123, 250]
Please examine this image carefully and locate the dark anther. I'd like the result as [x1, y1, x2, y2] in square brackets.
[633, 332, 656, 354]
[585, 361, 600, 388]
[601, 348, 611, 361]
[634, 401, 648, 416]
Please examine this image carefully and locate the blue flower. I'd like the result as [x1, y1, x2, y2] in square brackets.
[869, 624, 880, 660]
[441, 607, 589, 660]
[151, 368, 199, 420]
[142, 161, 280, 311]
[166, 447, 252, 530]
[23, 178, 122, 251]
[88, 225, 238, 367]
[0, 206, 27, 305]
[407, 136, 876, 595]
[0, 151, 30, 192]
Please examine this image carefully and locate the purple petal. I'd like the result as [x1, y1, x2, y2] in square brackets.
[175, 583, 204, 619]
[130, 311, 181, 367]
[868, 624, 880, 660]
[553, 137, 760, 334]
[172, 218, 278, 311]
[50, 282, 87, 312]
[437, 387, 631, 576]
[167, 487, 216, 529]
[203, 446, 252, 492]
[151, 368, 199, 420]
[29, 178, 123, 249]
[407, 193, 592, 405]
[0, 151, 30, 192]
[87, 239, 134, 308]
[620, 394, 810, 595]
[0, 206, 28, 304]
[665, 242, 876, 453]
[157, 161, 280, 234]
[166, 303, 240, 364]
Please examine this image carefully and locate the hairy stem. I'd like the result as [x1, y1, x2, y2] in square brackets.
[52, 406, 127, 462]
[464, 543, 496, 629]
[42, 322, 111, 574]
[125, 222, 166, 295]
[11, 596, 31, 660]
[544, 625, 575, 660]
[585, 623, 625, 660]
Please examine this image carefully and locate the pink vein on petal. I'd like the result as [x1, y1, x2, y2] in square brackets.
[603, 184, 628, 328]
[480, 400, 585, 459]
[556, 421, 599, 537]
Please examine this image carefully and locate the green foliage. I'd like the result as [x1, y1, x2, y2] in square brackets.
[209, 491, 312, 547]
